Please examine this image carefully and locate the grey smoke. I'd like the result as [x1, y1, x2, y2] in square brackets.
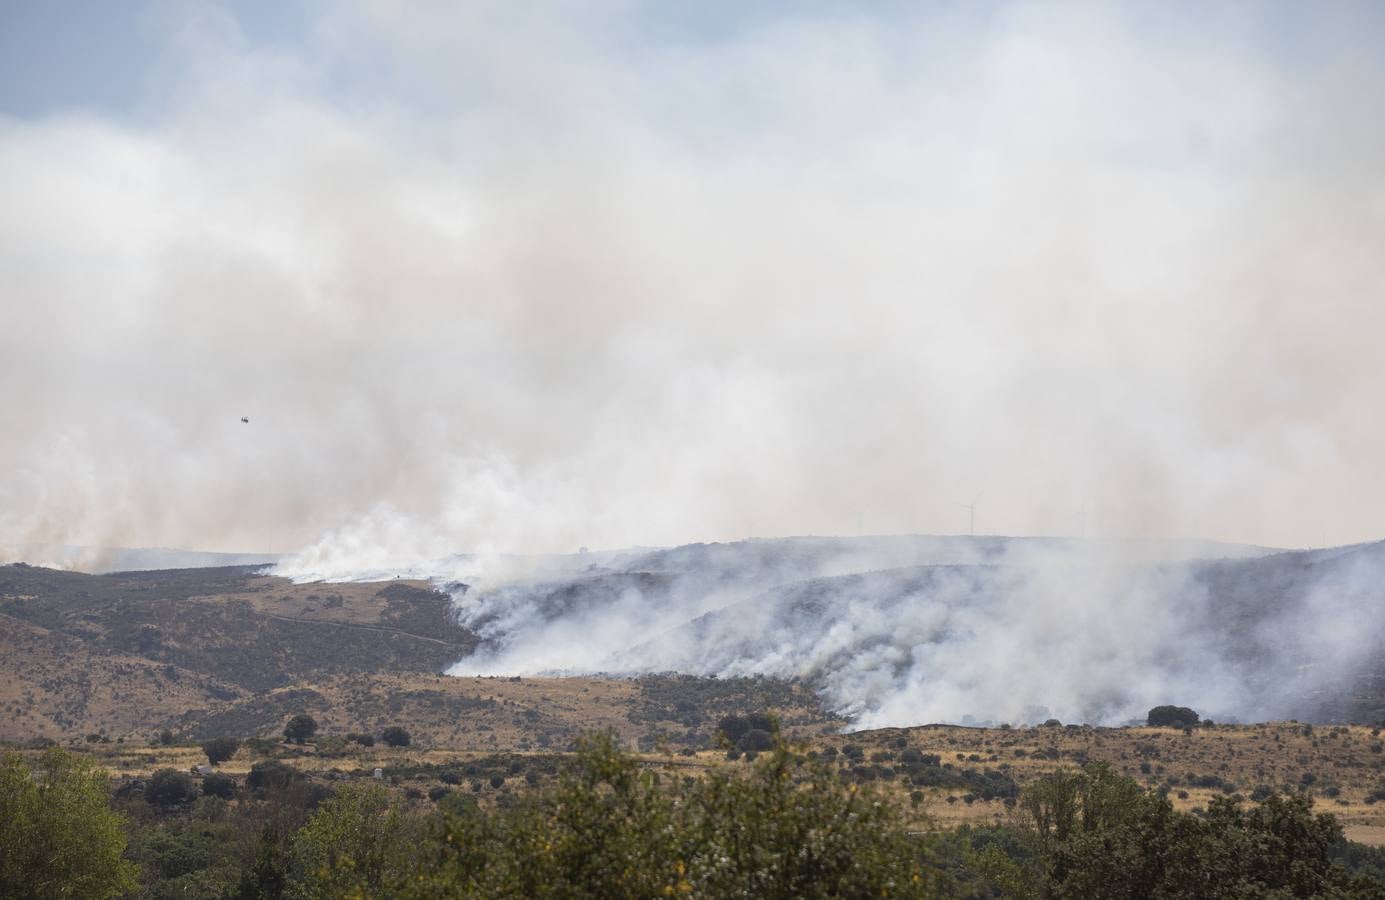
[3, 3, 1385, 562]
[413, 535, 1384, 728]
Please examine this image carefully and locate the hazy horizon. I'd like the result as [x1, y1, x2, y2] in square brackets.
[4, 529, 1298, 577]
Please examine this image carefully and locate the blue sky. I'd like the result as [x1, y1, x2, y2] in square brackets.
[5, 1, 1365, 120]
[0, 1, 307, 117]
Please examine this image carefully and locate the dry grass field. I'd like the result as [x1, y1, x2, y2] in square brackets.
[17, 710, 1385, 846]
[814, 721, 1385, 845]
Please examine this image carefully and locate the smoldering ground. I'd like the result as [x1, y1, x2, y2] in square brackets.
[398, 535, 1385, 729]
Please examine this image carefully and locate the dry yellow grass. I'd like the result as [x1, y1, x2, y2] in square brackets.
[0, 612, 248, 740]
[16, 716, 1385, 846]
[819, 721, 1385, 844]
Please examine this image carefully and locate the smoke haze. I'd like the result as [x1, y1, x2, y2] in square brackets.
[273, 534, 1385, 728]
[4, 2, 1385, 562]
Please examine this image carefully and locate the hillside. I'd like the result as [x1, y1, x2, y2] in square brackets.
[0, 562, 835, 746]
[0, 564, 476, 740]
[5, 535, 1385, 743]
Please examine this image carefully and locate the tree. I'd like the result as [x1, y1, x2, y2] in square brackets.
[381, 726, 411, 748]
[346, 732, 375, 747]
[201, 736, 240, 765]
[1020, 768, 1086, 849]
[1147, 705, 1200, 728]
[288, 784, 413, 898]
[235, 823, 291, 899]
[284, 714, 318, 744]
[0, 747, 139, 898]
[409, 732, 942, 898]
[1007, 762, 1383, 898]
[146, 768, 197, 807]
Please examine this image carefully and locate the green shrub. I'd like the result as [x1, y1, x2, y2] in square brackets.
[247, 760, 300, 794]
[287, 784, 413, 899]
[1006, 762, 1383, 898]
[0, 748, 139, 898]
[146, 769, 197, 807]
[408, 732, 939, 898]
[202, 772, 237, 799]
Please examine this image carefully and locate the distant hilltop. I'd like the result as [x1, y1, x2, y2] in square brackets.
[0, 545, 280, 574]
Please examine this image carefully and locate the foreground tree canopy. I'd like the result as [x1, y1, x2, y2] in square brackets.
[0, 748, 137, 899]
[6, 736, 1385, 898]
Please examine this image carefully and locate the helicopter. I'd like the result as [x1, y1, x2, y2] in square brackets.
[240, 416, 250, 424]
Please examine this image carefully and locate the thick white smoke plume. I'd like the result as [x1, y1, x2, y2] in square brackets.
[413, 535, 1385, 728]
[5, 3, 1385, 561]
[280, 533, 1385, 728]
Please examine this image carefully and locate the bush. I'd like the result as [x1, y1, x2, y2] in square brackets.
[247, 760, 301, 793]
[283, 714, 318, 744]
[716, 712, 777, 746]
[147, 768, 198, 807]
[127, 820, 216, 883]
[201, 737, 240, 765]
[716, 715, 751, 743]
[382, 726, 411, 748]
[1147, 706, 1200, 728]
[347, 732, 376, 747]
[202, 772, 237, 799]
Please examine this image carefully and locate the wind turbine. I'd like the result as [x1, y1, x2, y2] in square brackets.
[959, 503, 975, 535]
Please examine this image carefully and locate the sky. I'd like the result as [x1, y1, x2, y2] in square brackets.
[2, 1, 1384, 563]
